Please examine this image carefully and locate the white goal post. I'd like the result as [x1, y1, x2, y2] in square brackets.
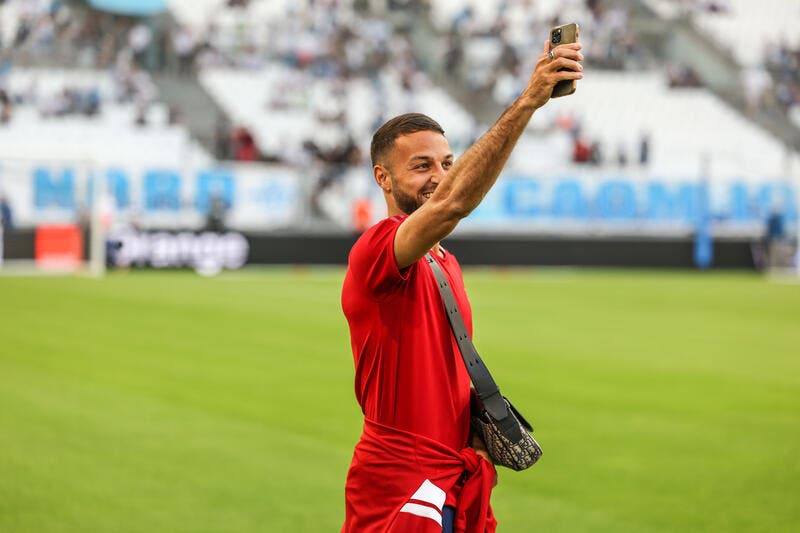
[0, 151, 105, 277]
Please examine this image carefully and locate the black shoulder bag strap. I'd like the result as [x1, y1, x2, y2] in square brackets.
[425, 253, 522, 429]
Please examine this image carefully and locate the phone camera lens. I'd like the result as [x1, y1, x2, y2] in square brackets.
[551, 29, 562, 44]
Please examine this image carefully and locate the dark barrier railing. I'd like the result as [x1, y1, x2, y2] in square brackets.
[2, 229, 757, 269]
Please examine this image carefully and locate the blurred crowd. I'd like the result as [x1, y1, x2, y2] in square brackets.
[656, 0, 731, 15]
[737, 43, 800, 124]
[1, 0, 134, 68]
[0, 0, 167, 126]
[0, 0, 797, 168]
[187, 0, 436, 208]
[662, 0, 800, 121]
[438, 0, 646, 106]
[549, 109, 651, 167]
[763, 42, 800, 116]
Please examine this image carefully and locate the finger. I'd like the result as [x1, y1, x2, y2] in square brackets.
[538, 47, 551, 64]
[543, 38, 550, 54]
[551, 57, 584, 72]
[553, 47, 584, 62]
[554, 69, 584, 81]
[536, 53, 550, 68]
[561, 42, 583, 51]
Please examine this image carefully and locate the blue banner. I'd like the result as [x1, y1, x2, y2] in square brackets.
[464, 175, 797, 231]
[10, 162, 799, 235]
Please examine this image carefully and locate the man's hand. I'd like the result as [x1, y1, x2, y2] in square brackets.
[471, 432, 498, 487]
[523, 39, 584, 109]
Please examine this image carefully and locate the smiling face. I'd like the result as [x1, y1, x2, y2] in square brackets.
[375, 130, 454, 216]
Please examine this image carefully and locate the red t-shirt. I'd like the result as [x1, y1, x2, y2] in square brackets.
[341, 215, 473, 451]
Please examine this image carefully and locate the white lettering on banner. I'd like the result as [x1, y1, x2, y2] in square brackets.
[2, 162, 302, 230]
[112, 230, 249, 271]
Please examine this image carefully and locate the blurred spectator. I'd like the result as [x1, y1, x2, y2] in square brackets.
[741, 66, 772, 115]
[205, 194, 228, 232]
[172, 25, 195, 76]
[761, 204, 795, 270]
[0, 194, 11, 266]
[700, 0, 731, 13]
[105, 237, 124, 268]
[0, 194, 13, 231]
[573, 135, 593, 163]
[590, 140, 603, 165]
[668, 63, 702, 87]
[128, 22, 152, 68]
[616, 141, 628, 167]
[13, 13, 33, 48]
[763, 41, 800, 114]
[767, 208, 785, 241]
[639, 132, 650, 166]
[352, 198, 373, 233]
[231, 127, 259, 161]
[37, 84, 101, 118]
[0, 88, 11, 123]
[167, 105, 181, 125]
[304, 110, 364, 221]
[443, 31, 463, 76]
[134, 103, 147, 126]
[555, 110, 579, 134]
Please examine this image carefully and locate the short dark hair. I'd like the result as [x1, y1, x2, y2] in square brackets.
[370, 113, 445, 167]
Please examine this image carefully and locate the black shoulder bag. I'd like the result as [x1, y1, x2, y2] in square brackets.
[426, 253, 543, 471]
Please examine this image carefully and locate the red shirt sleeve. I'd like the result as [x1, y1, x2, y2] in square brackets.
[348, 216, 415, 300]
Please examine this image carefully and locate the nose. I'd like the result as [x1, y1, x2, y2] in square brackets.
[430, 162, 447, 183]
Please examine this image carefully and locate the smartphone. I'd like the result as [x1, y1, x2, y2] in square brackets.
[550, 23, 580, 98]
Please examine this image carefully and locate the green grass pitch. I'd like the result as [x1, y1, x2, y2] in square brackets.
[0, 268, 798, 532]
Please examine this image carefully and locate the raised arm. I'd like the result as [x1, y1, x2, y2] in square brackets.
[392, 40, 583, 269]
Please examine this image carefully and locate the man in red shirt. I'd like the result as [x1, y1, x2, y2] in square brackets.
[341, 39, 583, 533]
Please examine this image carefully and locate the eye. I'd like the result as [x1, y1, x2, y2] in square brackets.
[443, 160, 453, 169]
[414, 163, 429, 170]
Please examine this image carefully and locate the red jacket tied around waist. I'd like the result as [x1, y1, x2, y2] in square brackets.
[343, 419, 497, 533]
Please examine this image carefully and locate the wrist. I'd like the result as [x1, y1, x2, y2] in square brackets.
[509, 82, 546, 112]
[517, 92, 541, 111]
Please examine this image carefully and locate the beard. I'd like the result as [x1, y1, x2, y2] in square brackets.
[391, 177, 423, 215]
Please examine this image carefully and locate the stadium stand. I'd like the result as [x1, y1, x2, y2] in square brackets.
[200, 65, 475, 162]
[4, 0, 791, 176]
[543, 70, 799, 178]
[0, 66, 209, 166]
[0, 0, 209, 164]
[657, 0, 800, 67]
[643, 0, 800, 124]
[0, 0, 796, 269]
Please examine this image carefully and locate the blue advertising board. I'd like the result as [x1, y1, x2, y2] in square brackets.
[8, 162, 799, 235]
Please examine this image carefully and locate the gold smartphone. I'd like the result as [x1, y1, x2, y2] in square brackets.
[550, 23, 580, 98]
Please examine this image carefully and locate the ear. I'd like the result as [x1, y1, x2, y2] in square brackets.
[374, 165, 391, 193]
